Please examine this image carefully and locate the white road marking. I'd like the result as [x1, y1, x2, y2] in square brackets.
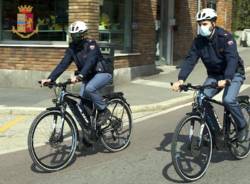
[134, 102, 192, 124]
[246, 66, 250, 72]
[132, 79, 171, 89]
[131, 79, 192, 94]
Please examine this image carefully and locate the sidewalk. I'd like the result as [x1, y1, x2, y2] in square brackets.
[0, 46, 250, 115]
[0, 76, 192, 115]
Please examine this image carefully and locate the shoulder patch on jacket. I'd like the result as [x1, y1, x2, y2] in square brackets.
[89, 44, 96, 50]
[227, 40, 234, 46]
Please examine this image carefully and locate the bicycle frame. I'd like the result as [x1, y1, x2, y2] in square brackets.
[191, 89, 236, 146]
[50, 84, 99, 141]
[29, 80, 133, 172]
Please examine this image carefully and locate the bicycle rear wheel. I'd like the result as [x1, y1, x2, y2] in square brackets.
[28, 110, 78, 172]
[101, 98, 132, 152]
[171, 115, 213, 182]
[230, 102, 250, 159]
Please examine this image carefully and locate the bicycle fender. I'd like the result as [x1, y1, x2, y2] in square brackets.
[105, 92, 131, 110]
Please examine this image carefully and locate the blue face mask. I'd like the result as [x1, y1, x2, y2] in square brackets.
[199, 25, 212, 37]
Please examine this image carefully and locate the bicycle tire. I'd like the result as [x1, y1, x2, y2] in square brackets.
[171, 115, 213, 182]
[28, 110, 78, 172]
[230, 102, 250, 159]
[100, 98, 132, 152]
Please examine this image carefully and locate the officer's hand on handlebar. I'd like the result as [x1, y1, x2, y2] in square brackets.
[171, 80, 184, 92]
[70, 76, 79, 83]
[40, 79, 52, 87]
[70, 75, 83, 84]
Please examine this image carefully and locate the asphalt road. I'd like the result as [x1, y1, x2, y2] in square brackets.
[0, 89, 250, 184]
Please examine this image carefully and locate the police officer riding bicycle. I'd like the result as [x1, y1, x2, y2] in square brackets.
[172, 8, 247, 142]
[41, 21, 112, 126]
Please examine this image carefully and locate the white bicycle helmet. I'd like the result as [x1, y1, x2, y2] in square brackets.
[196, 8, 217, 22]
[68, 21, 88, 33]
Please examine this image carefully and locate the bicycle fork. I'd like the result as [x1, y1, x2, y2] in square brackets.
[50, 107, 66, 142]
[189, 120, 205, 147]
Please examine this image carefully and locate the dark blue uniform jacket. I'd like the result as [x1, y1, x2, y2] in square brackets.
[49, 39, 103, 81]
[178, 27, 245, 81]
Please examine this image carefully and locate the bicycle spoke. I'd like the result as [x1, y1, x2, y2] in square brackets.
[172, 115, 212, 181]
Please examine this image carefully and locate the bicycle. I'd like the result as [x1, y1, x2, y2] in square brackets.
[171, 83, 250, 182]
[28, 80, 132, 172]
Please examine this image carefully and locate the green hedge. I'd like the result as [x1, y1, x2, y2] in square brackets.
[232, 0, 250, 31]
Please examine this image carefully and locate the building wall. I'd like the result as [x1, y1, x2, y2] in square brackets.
[0, 47, 67, 71]
[173, 0, 198, 62]
[216, 0, 233, 31]
[69, 0, 99, 39]
[0, 0, 101, 72]
[0, 0, 233, 74]
[128, 0, 157, 67]
[0, 0, 157, 73]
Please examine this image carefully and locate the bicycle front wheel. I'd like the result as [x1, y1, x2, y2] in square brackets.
[28, 110, 78, 172]
[171, 115, 213, 182]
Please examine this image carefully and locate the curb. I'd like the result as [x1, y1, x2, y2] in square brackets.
[0, 95, 193, 115]
[0, 107, 45, 115]
[131, 95, 193, 113]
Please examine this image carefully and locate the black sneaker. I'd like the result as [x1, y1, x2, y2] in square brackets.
[238, 126, 248, 142]
[97, 108, 111, 126]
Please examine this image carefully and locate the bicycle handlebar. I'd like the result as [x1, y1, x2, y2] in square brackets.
[171, 80, 231, 92]
[180, 83, 218, 91]
[38, 79, 76, 88]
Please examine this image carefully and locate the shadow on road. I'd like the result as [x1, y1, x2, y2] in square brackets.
[162, 162, 186, 183]
[155, 132, 173, 152]
[30, 141, 107, 173]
